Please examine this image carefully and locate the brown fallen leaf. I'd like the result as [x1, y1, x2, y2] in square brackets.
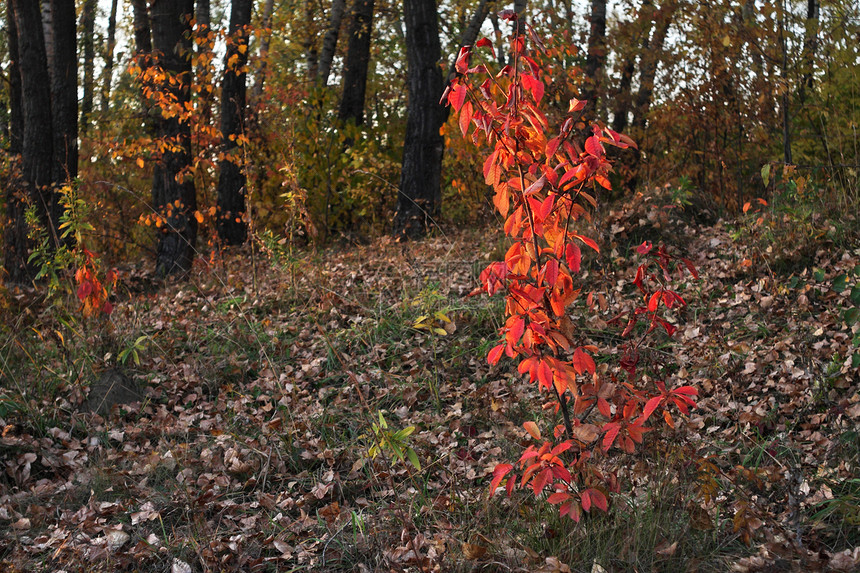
[461, 542, 487, 560]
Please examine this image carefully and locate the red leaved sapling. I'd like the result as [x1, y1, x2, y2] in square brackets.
[444, 12, 698, 521]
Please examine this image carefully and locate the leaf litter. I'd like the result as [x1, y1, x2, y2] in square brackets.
[1, 196, 858, 572]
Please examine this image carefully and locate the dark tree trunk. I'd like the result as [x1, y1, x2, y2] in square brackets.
[80, 0, 96, 134]
[101, 0, 118, 112]
[800, 0, 819, 97]
[611, 0, 653, 134]
[631, 2, 674, 132]
[304, 0, 318, 82]
[318, 0, 346, 87]
[131, 0, 153, 131]
[132, 0, 152, 55]
[196, 0, 215, 132]
[49, 0, 77, 186]
[4, 0, 30, 283]
[581, 0, 607, 112]
[338, 0, 375, 125]
[393, 0, 445, 238]
[12, 0, 58, 248]
[628, 1, 675, 190]
[252, 0, 275, 100]
[150, 0, 197, 277]
[216, 0, 253, 246]
[197, 0, 211, 29]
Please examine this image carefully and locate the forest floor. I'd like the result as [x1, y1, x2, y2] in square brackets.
[1, 188, 859, 572]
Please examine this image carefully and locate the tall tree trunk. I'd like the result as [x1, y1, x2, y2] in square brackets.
[196, 0, 215, 133]
[80, 0, 96, 134]
[304, 0, 318, 82]
[778, 0, 791, 164]
[197, 0, 210, 29]
[100, 0, 118, 113]
[150, 0, 197, 277]
[393, 0, 445, 238]
[132, 0, 152, 55]
[800, 0, 819, 98]
[581, 0, 607, 112]
[40, 0, 53, 72]
[12, 0, 57, 249]
[628, 0, 675, 190]
[131, 0, 153, 131]
[338, 0, 375, 125]
[251, 0, 275, 100]
[49, 0, 77, 187]
[216, 0, 253, 246]
[631, 1, 674, 132]
[4, 0, 30, 283]
[611, 0, 653, 134]
[317, 0, 346, 87]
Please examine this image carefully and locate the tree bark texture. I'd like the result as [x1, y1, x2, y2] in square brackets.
[150, 0, 197, 277]
[338, 0, 375, 125]
[49, 0, 77, 186]
[611, 0, 653, 134]
[80, 0, 96, 134]
[4, 0, 30, 283]
[12, 0, 58, 248]
[252, 0, 275, 100]
[393, 0, 445, 238]
[581, 0, 607, 112]
[197, 0, 211, 29]
[100, 0, 118, 113]
[317, 0, 346, 87]
[216, 0, 253, 246]
[628, 0, 675, 190]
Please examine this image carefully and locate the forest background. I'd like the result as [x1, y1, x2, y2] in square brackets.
[0, 0, 859, 571]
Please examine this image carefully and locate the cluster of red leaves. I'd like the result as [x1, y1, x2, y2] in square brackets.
[446, 14, 698, 520]
[75, 249, 116, 317]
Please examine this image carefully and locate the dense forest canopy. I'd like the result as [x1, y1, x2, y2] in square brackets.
[1, 0, 856, 279]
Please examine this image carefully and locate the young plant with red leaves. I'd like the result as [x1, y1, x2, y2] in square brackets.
[446, 13, 699, 520]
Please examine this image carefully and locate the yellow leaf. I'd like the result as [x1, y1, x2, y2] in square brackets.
[194, 210, 204, 224]
[136, 157, 145, 169]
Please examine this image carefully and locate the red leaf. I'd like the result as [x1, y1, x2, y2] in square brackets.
[572, 347, 596, 375]
[568, 98, 586, 112]
[637, 241, 653, 255]
[574, 234, 599, 253]
[449, 83, 467, 111]
[490, 463, 513, 493]
[455, 46, 471, 74]
[487, 344, 505, 365]
[585, 135, 603, 157]
[537, 359, 553, 390]
[532, 467, 552, 495]
[585, 488, 608, 512]
[566, 243, 581, 273]
[77, 281, 93, 301]
[642, 395, 662, 422]
[459, 101, 473, 137]
[602, 423, 620, 451]
[475, 37, 492, 49]
[506, 316, 525, 347]
[547, 491, 570, 504]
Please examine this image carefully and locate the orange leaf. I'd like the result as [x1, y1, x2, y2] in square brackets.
[523, 421, 541, 440]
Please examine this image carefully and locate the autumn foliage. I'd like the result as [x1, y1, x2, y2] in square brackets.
[446, 13, 699, 519]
